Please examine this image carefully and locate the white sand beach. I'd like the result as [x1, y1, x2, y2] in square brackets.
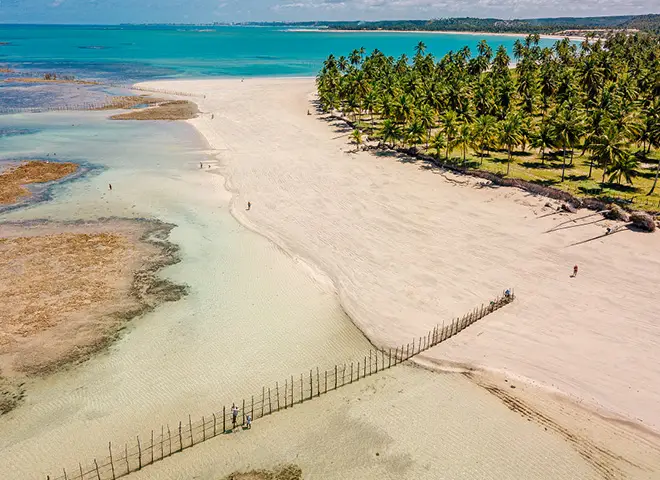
[140, 77, 660, 443]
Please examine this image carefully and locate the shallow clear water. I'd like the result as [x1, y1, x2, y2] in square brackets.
[0, 112, 372, 478]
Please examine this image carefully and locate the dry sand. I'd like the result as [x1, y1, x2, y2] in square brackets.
[139, 77, 660, 442]
[0, 219, 185, 410]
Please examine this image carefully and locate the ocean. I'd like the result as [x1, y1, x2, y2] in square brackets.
[0, 25, 561, 107]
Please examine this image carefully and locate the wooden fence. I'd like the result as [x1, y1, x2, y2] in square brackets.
[46, 290, 514, 480]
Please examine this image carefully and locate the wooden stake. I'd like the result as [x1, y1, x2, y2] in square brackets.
[375, 351, 378, 373]
[334, 365, 338, 389]
[291, 375, 294, 406]
[317, 367, 320, 397]
[223, 406, 226, 432]
[109, 442, 116, 480]
[309, 370, 313, 399]
[325, 370, 328, 393]
[357, 361, 360, 380]
[213, 414, 217, 437]
[251, 395, 254, 421]
[63, 469, 68, 480]
[364, 356, 367, 376]
[342, 364, 346, 385]
[394, 347, 398, 365]
[264, 385, 267, 413]
[80, 462, 84, 479]
[276, 382, 280, 411]
[242, 399, 246, 425]
[178, 422, 183, 451]
[369, 350, 372, 374]
[189, 415, 194, 446]
[94, 459, 100, 480]
[268, 387, 272, 413]
[389, 348, 392, 367]
[137, 436, 142, 469]
[350, 362, 354, 383]
[300, 373, 304, 403]
[151, 429, 155, 463]
[202, 417, 206, 442]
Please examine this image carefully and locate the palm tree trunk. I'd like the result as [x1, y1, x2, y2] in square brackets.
[507, 149, 512, 175]
[588, 156, 594, 178]
[648, 160, 660, 195]
[561, 146, 567, 182]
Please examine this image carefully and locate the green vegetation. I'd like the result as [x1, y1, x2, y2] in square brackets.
[316, 33, 660, 211]
[316, 14, 660, 35]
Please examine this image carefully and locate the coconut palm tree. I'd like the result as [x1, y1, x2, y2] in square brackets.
[531, 122, 555, 165]
[379, 119, 402, 149]
[440, 110, 459, 160]
[550, 107, 583, 181]
[406, 119, 425, 150]
[351, 128, 363, 149]
[417, 104, 435, 149]
[455, 122, 473, 166]
[499, 112, 524, 175]
[430, 131, 447, 163]
[607, 153, 639, 186]
[472, 115, 497, 161]
[588, 126, 630, 184]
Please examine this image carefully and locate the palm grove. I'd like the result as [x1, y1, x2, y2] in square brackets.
[316, 33, 660, 203]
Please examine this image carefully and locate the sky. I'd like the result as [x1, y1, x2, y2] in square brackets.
[0, 0, 657, 24]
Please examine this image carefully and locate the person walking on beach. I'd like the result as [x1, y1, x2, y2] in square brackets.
[200, 162, 203, 169]
[247, 201, 251, 211]
[231, 403, 239, 429]
[572, 265, 578, 277]
[108, 183, 112, 191]
[246, 414, 252, 429]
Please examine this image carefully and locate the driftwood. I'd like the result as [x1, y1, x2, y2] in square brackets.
[630, 211, 656, 232]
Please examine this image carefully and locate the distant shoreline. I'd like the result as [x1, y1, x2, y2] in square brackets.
[287, 28, 586, 41]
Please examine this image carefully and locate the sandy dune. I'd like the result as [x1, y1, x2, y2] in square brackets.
[141, 77, 660, 438]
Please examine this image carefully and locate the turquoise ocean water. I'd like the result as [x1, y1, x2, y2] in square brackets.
[0, 25, 562, 107]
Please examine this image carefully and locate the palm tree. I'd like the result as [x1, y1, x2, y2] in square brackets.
[472, 115, 497, 161]
[406, 119, 425, 150]
[607, 153, 639, 186]
[417, 104, 435, 149]
[499, 112, 523, 175]
[531, 122, 555, 165]
[430, 131, 447, 163]
[550, 107, 583, 181]
[379, 119, 402, 148]
[455, 122, 473, 166]
[351, 129, 363, 149]
[440, 110, 459, 160]
[588, 126, 631, 184]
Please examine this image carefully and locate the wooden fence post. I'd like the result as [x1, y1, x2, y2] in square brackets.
[202, 417, 206, 442]
[317, 367, 320, 397]
[375, 351, 378, 373]
[167, 426, 172, 456]
[350, 362, 354, 383]
[242, 399, 246, 426]
[364, 356, 367, 376]
[394, 347, 398, 365]
[223, 407, 226, 433]
[80, 462, 84, 479]
[189, 415, 194, 446]
[406, 343, 409, 359]
[160, 425, 165, 459]
[213, 414, 217, 437]
[291, 375, 294, 406]
[94, 459, 101, 480]
[335, 365, 338, 389]
[151, 429, 155, 463]
[137, 436, 142, 469]
[369, 350, 372, 374]
[109, 442, 116, 480]
[309, 369, 313, 399]
[276, 382, 280, 411]
[63, 468, 68, 480]
[268, 387, 272, 413]
[300, 373, 304, 403]
[178, 422, 183, 451]
[418, 336, 422, 354]
[357, 361, 360, 380]
[324, 370, 327, 393]
[251, 395, 254, 422]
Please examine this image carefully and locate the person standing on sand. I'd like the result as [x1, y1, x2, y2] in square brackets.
[231, 403, 239, 429]
[573, 265, 578, 277]
[246, 414, 252, 429]
[200, 162, 203, 169]
[247, 201, 251, 211]
[108, 183, 112, 191]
